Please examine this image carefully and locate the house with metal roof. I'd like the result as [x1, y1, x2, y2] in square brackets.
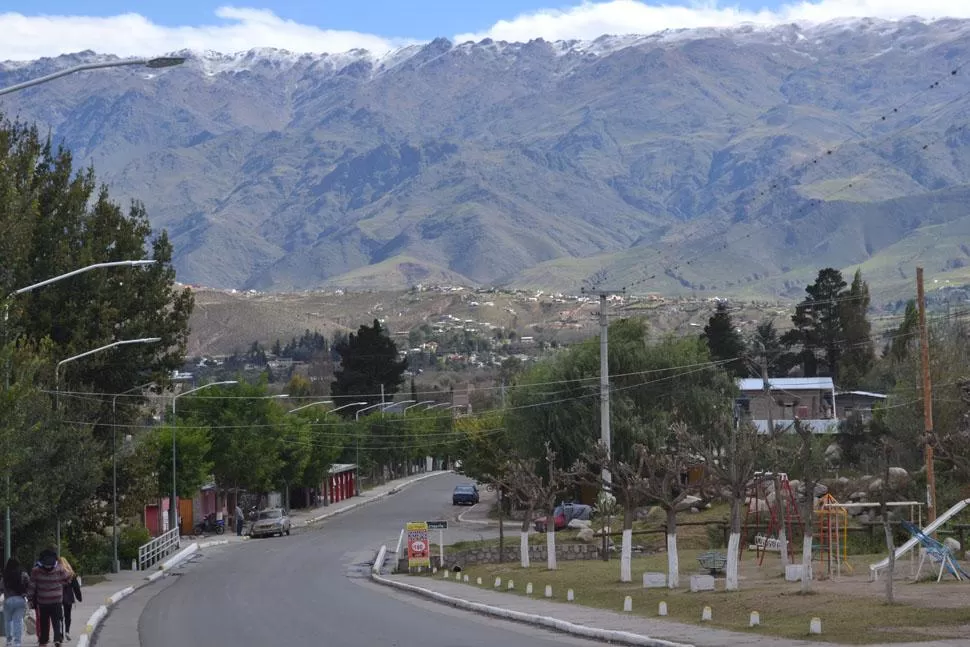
[736, 377, 839, 434]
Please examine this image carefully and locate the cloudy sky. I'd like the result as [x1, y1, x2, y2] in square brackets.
[2, 1, 970, 60]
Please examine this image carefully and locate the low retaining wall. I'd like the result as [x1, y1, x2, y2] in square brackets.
[398, 543, 601, 571]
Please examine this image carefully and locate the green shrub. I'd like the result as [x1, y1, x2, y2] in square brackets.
[74, 535, 112, 575]
[119, 526, 151, 565]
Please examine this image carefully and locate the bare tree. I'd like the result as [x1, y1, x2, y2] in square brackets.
[578, 441, 652, 582]
[878, 439, 896, 604]
[677, 407, 777, 591]
[792, 419, 826, 594]
[504, 443, 581, 569]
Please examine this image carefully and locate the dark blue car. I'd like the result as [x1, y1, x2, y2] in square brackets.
[452, 484, 480, 505]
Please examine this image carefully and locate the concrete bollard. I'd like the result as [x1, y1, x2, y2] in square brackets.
[544, 585, 553, 598]
[567, 588, 574, 601]
[701, 606, 712, 622]
[432, 567, 438, 574]
[750, 611, 760, 627]
[810, 618, 822, 635]
[623, 596, 633, 612]
[494, 577, 502, 588]
[526, 582, 533, 595]
[658, 601, 668, 616]
[463, 574, 469, 583]
[443, 570, 449, 578]
[477, 577, 483, 585]
[507, 580, 515, 590]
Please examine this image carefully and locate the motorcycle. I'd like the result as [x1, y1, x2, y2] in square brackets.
[193, 513, 226, 535]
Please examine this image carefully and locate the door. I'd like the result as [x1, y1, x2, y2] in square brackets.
[179, 498, 194, 535]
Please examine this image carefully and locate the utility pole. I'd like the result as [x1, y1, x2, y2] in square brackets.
[916, 267, 937, 524]
[581, 286, 625, 490]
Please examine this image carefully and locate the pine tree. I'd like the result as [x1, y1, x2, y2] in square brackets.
[701, 302, 746, 377]
[782, 268, 847, 379]
[331, 319, 408, 415]
[838, 270, 875, 388]
[752, 320, 785, 377]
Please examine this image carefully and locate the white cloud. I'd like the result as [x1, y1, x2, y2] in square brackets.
[455, 0, 970, 43]
[3, 1, 970, 62]
[0, 5, 402, 61]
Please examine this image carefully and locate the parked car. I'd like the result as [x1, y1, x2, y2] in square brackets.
[452, 484, 480, 506]
[249, 508, 291, 538]
[534, 502, 592, 532]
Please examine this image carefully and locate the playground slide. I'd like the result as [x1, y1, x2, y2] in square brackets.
[869, 497, 970, 580]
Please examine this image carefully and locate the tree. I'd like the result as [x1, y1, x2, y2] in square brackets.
[782, 268, 847, 379]
[331, 319, 408, 415]
[886, 300, 919, 364]
[838, 270, 875, 388]
[677, 402, 776, 591]
[149, 426, 213, 498]
[701, 302, 746, 377]
[751, 320, 785, 377]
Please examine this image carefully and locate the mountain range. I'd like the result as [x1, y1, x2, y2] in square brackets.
[2, 17, 970, 306]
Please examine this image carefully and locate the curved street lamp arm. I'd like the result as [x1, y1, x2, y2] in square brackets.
[0, 58, 185, 97]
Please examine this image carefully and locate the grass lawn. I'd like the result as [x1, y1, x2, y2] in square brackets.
[433, 550, 970, 644]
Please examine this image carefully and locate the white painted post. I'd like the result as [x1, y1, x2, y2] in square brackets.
[507, 580, 515, 590]
[702, 606, 712, 622]
[658, 601, 668, 616]
[494, 577, 502, 588]
[544, 585, 552, 598]
[750, 611, 760, 627]
[623, 596, 632, 612]
[432, 567, 438, 574]
[526, 582, 533, 595]
[810, 618, 822, 634]
[439, 528, 444, 567]
[567, 588, 574, 601]
[463, 574, 469, 583]
[443, 570, 449, 578]
[477, 577, 483, 585]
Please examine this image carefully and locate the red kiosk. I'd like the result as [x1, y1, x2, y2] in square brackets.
[327, 463, 358, 504]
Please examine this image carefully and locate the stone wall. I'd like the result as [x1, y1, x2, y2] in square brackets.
[397, 543, 601, 572]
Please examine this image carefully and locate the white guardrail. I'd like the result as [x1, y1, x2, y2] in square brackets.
[137, 527, 180, 571]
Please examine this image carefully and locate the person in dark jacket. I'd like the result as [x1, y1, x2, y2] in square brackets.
[58, 558, 82, 642]
[27, 548, 70, 647]
[1, 557, 30, 647]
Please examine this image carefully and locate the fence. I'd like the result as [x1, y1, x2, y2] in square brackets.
[137, 527, 180, 571]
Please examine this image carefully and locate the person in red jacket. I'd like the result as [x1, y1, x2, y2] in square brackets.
[27, 548, 70, 647]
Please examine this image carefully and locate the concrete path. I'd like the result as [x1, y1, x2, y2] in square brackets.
[384, 574, 968, 647]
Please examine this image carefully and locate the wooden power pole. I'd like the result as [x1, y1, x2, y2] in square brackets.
[916, 267, 937, 524]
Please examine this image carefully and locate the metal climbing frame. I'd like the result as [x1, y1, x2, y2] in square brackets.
[743, 471, 804, 565]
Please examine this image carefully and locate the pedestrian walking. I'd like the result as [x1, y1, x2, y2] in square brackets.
[235, 504, 244, 536]
[28, 548, 70, 647]
[1, 557, 30, 647]
[58, 558, 81, 642]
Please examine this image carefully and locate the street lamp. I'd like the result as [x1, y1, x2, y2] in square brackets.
[1, 259, 155, 563]
[425, 402, 451, 411]
[380, 400, 416, 414]
[0, 57, 187, 97]
[404, 400, 436, 413]
[355, 401, 402, 496]
[287, 400, 332, 414]
[53, 337, 162, 555]
[111, 381, 155, 573]
[170, 381, 237, 533]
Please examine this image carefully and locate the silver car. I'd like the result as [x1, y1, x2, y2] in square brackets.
[249, 508, 291, 538]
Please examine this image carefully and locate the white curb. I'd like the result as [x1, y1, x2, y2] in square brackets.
[373, 545, 388, 575]
[84, 604, 109, 635]
[105, 585, 135, 605]
[369, 564, 693, 647]
[77, 635, 90, 647]
[304, 471, 450, 526]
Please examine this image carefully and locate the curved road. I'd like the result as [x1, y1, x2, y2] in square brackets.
[136, 474, 599, 647]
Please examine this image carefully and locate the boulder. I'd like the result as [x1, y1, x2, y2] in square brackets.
[888, 467, 910, 488]
[868, 478, 884, 493]
[567, 518, 592, 530]
[848, 490, 867, 502]
[813, 482, 829, 497]
[824, 443, 843, 466]
[944, 537, 961, 554]
[576, 527, 596, 543]
[676, 495, 703, 512]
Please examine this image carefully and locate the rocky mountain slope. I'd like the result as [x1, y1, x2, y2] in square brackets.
[2, 18, 969, 303]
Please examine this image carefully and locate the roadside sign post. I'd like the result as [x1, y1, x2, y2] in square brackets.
[428, 520, 447, 568]
[406, 521, 430, 570]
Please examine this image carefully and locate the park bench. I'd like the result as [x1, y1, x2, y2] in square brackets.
[697, 550, 727, 575]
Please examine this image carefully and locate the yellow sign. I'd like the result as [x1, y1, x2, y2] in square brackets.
[406, 521, 430, 568]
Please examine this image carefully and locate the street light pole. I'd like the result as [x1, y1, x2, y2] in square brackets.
[54, 338, 161, 556]
[111, 382, 154, 573]
[0, 57, 186, 97]
[2, 259, 155, 564]
[170, 381, 237, 533]
[286, 400, 332, 415]
[404, 400, 436, 413]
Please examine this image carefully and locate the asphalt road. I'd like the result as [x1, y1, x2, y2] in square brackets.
[136, 473, 599, 647]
